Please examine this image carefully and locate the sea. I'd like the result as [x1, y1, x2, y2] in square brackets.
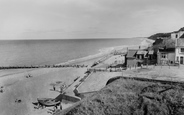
[0, 38, 144, 66]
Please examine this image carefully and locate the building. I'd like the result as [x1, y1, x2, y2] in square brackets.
[170, 30, 184, 64]
[175, 37, 184, 64]
[146, 50, 156, 64]
[125, 49, 137, 68]
[125, 49, 155, 67]
[157, 48, 175, 65]
[136, 50, 147, 66]
[171, 31, 184, 40]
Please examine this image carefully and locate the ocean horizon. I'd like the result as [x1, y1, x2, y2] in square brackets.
[0, 38, 144, 66]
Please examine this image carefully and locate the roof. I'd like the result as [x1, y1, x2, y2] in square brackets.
[158, 48, 175, 53]
[177, 39, 184, 47]
[136, 50, 147, 55]
[180, 33, 184, 38]
[126, 50, 137, 58]
[148, 50, 154, 55]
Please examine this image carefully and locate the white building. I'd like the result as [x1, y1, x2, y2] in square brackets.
[171, 31, 184, 39]
[171, 31, 184, 64]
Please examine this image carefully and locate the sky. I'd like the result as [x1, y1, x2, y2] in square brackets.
[0, 0, 184, 40]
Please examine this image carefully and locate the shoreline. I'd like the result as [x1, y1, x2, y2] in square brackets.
[0, 38, 147, 115]
[0, 44, 139, 69]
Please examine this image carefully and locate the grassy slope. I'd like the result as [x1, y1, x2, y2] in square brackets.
[56, 77, 184, 115]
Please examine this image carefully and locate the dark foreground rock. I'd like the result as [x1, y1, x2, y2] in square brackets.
[56, 77, 184, 115]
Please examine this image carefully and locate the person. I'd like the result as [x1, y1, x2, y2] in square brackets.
[53, 85, 56, 91]
[60, 102, 62, 110]
[0, 86, 3, 93]
[60, 85, 66, 93]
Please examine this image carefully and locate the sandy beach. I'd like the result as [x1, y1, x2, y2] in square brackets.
[0, 38, 151, 115]
[0, 45, 123, 115]
[0, 68, 87, 115]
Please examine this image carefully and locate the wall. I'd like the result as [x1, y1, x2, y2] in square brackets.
[157, 52, 175, 65]
[126, 58, 137, 68]
[171, 31, 184, 39]
[157, 52, 161, 64]
[175, 47, 184, 64]
[168, 53, 175, 64]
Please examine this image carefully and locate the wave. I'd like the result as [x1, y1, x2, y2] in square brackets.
[56, 45, 139, 66]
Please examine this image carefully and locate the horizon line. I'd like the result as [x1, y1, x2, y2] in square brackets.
[0, 37, 148, 41]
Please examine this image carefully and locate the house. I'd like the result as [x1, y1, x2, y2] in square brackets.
[146, 50, 156, 64]
[147, 50, 154, 60]
[125, 49, 155, 67]
[175, 36, 184, 64]
[136, 50, 147, 60]
[125, 49, 137, 68]
[136, 50, 147, 66]
[171, 31, 184, 39]
[170, 30, 184, 64]
[157, 48, 175, 65]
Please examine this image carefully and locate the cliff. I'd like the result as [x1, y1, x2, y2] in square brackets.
[56, 77, 184, 115]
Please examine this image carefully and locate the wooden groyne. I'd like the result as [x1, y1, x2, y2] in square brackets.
[0, 64, 88, 70]
[88, 68, 126, 72]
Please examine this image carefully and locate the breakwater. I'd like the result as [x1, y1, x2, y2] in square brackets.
[0, 64, 88, 70]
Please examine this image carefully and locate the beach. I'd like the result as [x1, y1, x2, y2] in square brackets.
[0, 48, 123, 115]
[0, 38, 146, 115]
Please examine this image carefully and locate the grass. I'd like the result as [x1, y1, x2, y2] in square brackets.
[56, 77, 184, 115]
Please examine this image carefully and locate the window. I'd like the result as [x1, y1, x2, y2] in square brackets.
[181, 48, 184, 52]
[176, 34, 178, 38]
[161, 53, 166, 58]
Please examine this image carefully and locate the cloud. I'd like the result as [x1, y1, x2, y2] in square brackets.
[0, 0, 184, 39]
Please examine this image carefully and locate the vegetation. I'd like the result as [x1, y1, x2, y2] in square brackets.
[148, 33, 171, 40]
[147, 27, 184, 51]
[56, 77, 184, 115]
[148, 27, 184, 40]
[151, 38, 175, 52]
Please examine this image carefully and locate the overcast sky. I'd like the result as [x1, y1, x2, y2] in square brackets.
[0, 0, 184, 40]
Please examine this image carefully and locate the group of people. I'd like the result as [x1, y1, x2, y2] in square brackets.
[0, 86, 4, 93]
[52, 82, 67, 94]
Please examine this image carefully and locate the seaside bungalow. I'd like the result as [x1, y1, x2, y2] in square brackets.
[145, 50, 157, 65]
[125, 49, 156, 68]
[136, 50, 147, 65]
[124, 49, 138, 68]
[157, 48, 175, 65]
[124, 45, 158, 68]
[147, 50, 154, 60]
[175, 35, 184, 64]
